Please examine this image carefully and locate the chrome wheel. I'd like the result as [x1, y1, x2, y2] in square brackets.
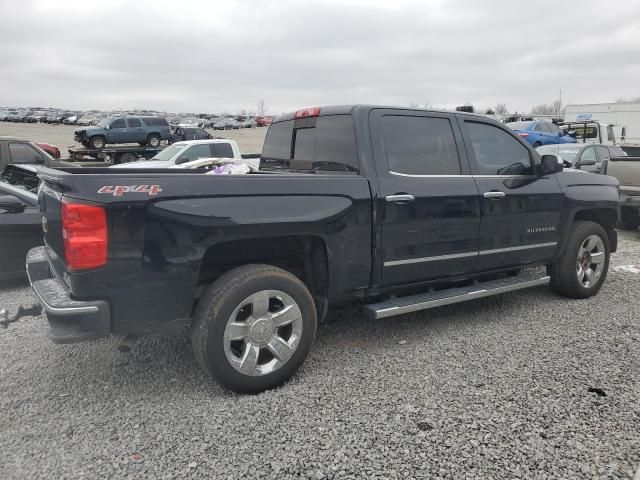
[576, 234, 606, 288]
[223, 290, 303, 377]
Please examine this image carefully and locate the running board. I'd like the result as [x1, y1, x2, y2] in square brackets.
[364, 272, 550, 319]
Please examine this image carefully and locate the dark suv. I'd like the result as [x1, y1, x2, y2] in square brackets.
[74, 116, 172, 149]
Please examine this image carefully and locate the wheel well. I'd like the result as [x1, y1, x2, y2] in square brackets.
[197, 235, 329, 310]
[573, 208, 618, 251]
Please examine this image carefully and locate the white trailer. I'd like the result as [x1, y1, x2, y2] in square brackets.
[564, 102, 640, 145]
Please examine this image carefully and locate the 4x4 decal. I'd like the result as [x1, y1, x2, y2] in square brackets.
[98, 185, 163, 196]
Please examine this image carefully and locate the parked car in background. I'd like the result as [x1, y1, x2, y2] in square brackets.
[241, 118, 257, 128]
[170, 126, 212, 143]
[0, 137, 74, 171]
[77, 114, 98, 126]
[536, 144, 626, 174]
[506, 120, 577, 147]
[74, 116, 172, 149]
[110, 139, 241, 168]
[0, 165, 41, 280]
[45, 111, 63, 123]
[255, 116, 275, 126]
[35, 142, 61, 159]
[63, 114, 78, 125]
[603, 155, 640, 230]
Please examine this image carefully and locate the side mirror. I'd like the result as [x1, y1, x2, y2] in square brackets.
[0, 195, 25, 213]
[540, 154, 563, 175]
[578, 158, 596, 166]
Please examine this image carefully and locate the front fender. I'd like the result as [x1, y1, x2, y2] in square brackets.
[555, 171, 619, 254]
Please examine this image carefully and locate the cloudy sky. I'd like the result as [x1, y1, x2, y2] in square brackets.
[1, 0, 639, 114]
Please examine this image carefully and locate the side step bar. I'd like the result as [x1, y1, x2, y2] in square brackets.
[364, 272, 550, 319]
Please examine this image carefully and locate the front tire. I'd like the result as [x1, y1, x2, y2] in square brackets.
[89, 136, 106, 149]
[192, 264, 317, 393]
[549, 221, 610, 298]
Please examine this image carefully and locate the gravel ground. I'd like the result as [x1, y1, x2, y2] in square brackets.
[1, 232, 640, 479]
[0, 121, 268, 156]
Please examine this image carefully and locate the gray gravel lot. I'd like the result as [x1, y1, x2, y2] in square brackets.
[1, 232, 640, 479]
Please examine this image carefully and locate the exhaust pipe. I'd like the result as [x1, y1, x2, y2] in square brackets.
[117, 335, 138, 353]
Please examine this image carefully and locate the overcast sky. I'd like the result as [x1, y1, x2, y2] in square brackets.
[1, 0, 639, 114]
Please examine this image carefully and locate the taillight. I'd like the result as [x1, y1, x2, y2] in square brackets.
[294, 107, 321, 119]
[517, 132, 529, 138]
[61, 199, 107, 271]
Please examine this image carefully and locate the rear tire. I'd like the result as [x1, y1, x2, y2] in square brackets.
[146, 134, 161, 147]
[192, 264, 317, 393]
[549, 221, 610, 298]
[89, 136, 105, 149]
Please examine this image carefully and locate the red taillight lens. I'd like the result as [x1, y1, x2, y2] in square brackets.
[294, 107, 321, 119]
[517, 132, 529, 137]
[61, 199, 107, 271]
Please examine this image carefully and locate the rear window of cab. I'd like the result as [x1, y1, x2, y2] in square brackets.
[261, 115, 359, 172]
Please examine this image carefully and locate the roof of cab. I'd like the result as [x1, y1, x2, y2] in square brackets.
[272, 105, 497, 123]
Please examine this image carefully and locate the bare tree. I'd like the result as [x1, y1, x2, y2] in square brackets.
[257, 98, 267, 116]
[552, 99, 563, 115]
[494, 103, 508, 116]
[530, 103, 555, 115]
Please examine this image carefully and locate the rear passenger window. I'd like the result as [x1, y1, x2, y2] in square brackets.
[465, 122, 533, 176]
[142, 117, 169, 127]
[381, 116, 460, 175]
[213, 142, 234, 158]
[127, 118, 142, 128]
[178, 144, 213, 163]
[262, 115, 358, 172]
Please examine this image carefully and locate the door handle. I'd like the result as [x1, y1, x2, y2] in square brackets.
[483, 191, 506, 199]
[386, 194, 415, 204]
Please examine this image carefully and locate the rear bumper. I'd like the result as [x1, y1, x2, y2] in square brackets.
[26, 247, 110, 344]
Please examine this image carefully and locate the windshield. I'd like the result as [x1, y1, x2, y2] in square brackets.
[150, 144, 186, 161]
[506, 121, 535, 130]
[537, 145, 581, 163]
[97, 117, 111, 128]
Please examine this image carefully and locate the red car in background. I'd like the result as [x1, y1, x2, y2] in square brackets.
[36, 143, 61, 159]
[255, 116, 275, 127]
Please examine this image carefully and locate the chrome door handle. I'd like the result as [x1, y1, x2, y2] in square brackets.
[386, 194, 415, 203]
[483, 191, 506, 199]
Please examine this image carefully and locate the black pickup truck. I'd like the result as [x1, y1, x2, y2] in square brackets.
[23, 105, 619, 393]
